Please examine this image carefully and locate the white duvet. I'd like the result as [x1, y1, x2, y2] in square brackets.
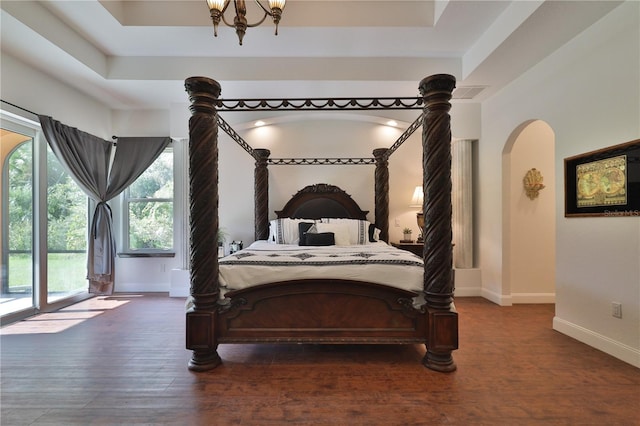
[218, 240, 425, 294]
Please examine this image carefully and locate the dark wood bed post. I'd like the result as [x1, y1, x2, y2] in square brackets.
[419, 74, 459, 372]
[373, 148, 390, 242]
[184, 76, 223, 371]
[254, 149, 271, 241]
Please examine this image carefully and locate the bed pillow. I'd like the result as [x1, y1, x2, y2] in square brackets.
[270, 218, 316, 244]
[321, 218, 371, 245]
[305, 232, 335, 246]
[298, 222, 316, 246]
[368, 223, 380, 242]
[314, 222, 351, 246]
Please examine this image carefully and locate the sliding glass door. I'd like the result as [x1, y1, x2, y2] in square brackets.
[1, 113, 90, 323]
[46, 144, 87, 303]
[1, 127, 35, 317]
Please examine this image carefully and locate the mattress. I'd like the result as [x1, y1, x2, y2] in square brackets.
[218, 240, 424, 294]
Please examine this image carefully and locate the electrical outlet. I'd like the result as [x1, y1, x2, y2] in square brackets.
[394, 218, 400, 227]
[612, 302, 622, 319]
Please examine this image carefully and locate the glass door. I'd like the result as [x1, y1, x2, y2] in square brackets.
[1, 127, 36, 318]
[2, 112, 90, 324]
[46, 144, 88, 303]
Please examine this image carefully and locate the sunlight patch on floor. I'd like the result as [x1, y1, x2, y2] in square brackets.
[0, 296, 133, 335]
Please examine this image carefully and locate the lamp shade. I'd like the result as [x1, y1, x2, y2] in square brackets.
[269, 0, 286, 9]
[207, 0, 226, 11]
[409, 185, 423, 207]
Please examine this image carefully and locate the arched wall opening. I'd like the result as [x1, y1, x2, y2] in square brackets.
[502, 120, 556, 304]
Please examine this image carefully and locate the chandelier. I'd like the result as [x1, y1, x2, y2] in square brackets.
[206, 0, 286, 45]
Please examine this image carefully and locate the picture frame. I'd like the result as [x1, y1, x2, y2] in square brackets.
[564, 139, 640, 217]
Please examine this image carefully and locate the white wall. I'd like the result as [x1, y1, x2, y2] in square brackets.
[111, 109, 170, 137]
[1, 53, 111, 137]
[479, 1, 639, 366]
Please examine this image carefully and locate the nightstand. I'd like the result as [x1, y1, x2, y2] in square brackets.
[391, 242, 424, 256]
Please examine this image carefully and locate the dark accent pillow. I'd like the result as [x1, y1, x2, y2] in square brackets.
[298, 222, 315, 246]
[305, 232, 335, 246]
[368, 223, 377, 242]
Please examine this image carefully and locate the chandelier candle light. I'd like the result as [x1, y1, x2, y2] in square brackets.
[206, 0, 286, 45]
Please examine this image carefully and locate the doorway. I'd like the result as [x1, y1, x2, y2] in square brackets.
[1, 127, 35, 316]
[1, 113, 90, 324]
[502, 120, 556, 303]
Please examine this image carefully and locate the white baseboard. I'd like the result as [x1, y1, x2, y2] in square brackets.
[453, 268, 482, 297]
[455, 288, 482, 297]
[511, 292, 556, 304]
[481, 288, 512, 306]
[553, 316, 640, 368]
[478, 289, 555, 306]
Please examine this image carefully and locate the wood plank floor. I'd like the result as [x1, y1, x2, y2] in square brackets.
[1, 294, 638, 425]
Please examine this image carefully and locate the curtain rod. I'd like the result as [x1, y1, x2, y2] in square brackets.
[0, 100, 173, 146]
[0, 100, 120, 145]
[1, 99, 39, 116]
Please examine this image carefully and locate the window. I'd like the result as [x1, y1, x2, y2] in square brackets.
[122, 148, 174, 253]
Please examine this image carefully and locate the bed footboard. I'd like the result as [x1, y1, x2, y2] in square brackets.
[217, 280, 427, 344]
[186, 280, 458, 371]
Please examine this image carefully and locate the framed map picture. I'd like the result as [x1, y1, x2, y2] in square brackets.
[565, 139, 640, 217]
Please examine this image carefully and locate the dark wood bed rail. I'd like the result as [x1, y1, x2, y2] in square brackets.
[185, 74, 457, 372]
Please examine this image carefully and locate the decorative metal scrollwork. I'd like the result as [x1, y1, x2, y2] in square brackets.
[269, 158, 375, 166]
[216, 103, 423, 166]
[385, 113, 424, 159]
[217, 115, 254, 157]
[214, 97, 424, 111]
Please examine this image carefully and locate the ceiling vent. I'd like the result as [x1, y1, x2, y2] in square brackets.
[452, 86, 486, 100]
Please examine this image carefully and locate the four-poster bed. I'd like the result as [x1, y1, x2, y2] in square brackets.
[184, 74, 458, 372]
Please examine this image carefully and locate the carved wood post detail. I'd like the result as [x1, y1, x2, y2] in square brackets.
[373, 148, 390, 243]
[254, 148, 271, 241]
[184, 76, 222, 371]
[419, 74, 458, 372]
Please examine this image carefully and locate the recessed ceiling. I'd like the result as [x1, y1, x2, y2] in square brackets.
[0, 1, 623, 111]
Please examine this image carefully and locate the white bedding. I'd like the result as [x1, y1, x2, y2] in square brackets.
[218, 240, 424, 294]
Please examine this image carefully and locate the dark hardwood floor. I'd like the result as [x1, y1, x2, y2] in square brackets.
[1, 294, 638, 425]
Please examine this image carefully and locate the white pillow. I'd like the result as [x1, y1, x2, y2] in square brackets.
[269, 218, 315, 244]
[314, 222, 351, 246]
[372, 227, 381, 242]
[321, 218, 371, 245]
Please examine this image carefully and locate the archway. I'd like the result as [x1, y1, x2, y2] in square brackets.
[502, 120, 556, 303]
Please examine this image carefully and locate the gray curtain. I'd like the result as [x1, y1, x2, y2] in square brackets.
[39, 116, 171, 294]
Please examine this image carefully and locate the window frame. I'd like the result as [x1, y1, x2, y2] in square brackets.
[120, 147, 175, 257]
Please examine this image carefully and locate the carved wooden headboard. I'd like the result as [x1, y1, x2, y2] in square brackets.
[275, 184, 369, 220]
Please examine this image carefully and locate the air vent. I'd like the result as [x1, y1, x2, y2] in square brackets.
[452, 86, 486, 100]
